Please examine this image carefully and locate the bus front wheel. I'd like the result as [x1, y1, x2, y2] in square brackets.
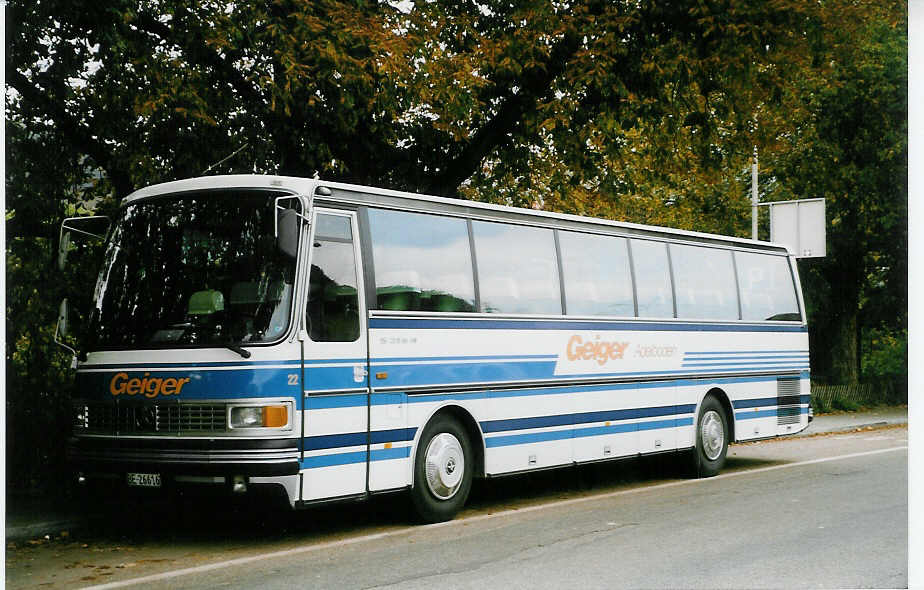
[691, 396, 729, 478]
[410, 415, 473, 523]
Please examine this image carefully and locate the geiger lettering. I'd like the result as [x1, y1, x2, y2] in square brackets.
[566, 335, 629, 366]
[110, 372, 190, 398]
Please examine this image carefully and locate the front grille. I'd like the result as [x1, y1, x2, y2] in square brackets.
[74, 401, 227, 434]
[777, 378, 802, 425]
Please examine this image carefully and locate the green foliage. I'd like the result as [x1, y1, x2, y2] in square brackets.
[862, 328, 907, 379]
[812, 395, 833, 414]
[767, 3, 907, 383]
[831, 398, 863, 413]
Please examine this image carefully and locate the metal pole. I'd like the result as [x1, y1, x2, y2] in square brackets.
[751, 147, 759, 240]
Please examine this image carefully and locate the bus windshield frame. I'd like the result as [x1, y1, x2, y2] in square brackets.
[87, 189, 301, 351]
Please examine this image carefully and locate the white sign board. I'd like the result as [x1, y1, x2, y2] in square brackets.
[767, 198, 826, 258]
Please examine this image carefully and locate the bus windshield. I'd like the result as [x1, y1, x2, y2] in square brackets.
[89, 190, 299, 350]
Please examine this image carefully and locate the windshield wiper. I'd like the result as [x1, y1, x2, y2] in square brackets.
[225, 344, 251, 359]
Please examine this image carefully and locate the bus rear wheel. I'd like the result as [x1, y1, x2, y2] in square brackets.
[691, 395, 729, 478]
[410, 415, 473, 523]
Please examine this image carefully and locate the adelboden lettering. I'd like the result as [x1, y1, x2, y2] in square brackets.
[566, 335, 629, 366]
[109, 372, 191, 398]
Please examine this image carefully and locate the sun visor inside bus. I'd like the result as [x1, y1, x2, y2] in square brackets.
[188, 290, 225, 315]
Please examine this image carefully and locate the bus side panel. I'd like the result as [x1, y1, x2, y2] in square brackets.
[368, 392, 413, 492]
[369, 318, 810, 482]
[571, 386, 639, 462]
[301, 399, 369, 501]
[481, 389, 574, 474]
[635, 382, 679, 454]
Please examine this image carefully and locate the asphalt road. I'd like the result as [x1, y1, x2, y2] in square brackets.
[5, 427, 908, 589]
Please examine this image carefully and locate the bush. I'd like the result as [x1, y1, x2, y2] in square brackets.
[862, 327, 907, 379]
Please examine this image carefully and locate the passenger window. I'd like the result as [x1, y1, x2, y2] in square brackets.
[559, 231, 634, 317]
[306, 213, 360, 342]
[368, 209, 476, 312]
[670, 244, 739, 320]
[735, 251, 800, 321]
[472, 221, 561, 315]
[630, 240, 674, 318]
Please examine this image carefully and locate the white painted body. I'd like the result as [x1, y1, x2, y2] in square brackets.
[70, 175, 811, 508]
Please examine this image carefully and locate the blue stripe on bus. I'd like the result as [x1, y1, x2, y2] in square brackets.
[79, 358, 358, 370]
[684, 355, 808, 362]
[373, 354, 557, 363]
[685, 350, 809, 356]
[369, 318, 807, 332]
[81, 351, 808, 372]
[76, 363, 811, 405]
[681, 361, 810, 367]
[484, 418, 694, 448]
[372, 362, 809, 389]
[480, 404, 697, 434]
[300, 446, 411, 469]
[733, 395, 811, 409]
[298, 374, 812, 408]
[735, 407, 809, 420]
[303, 428, 418, 451]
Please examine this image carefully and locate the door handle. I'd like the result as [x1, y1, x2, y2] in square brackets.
[353, 364, 368, 383]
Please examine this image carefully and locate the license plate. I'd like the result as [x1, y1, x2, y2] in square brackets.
[126, 472, 162, 488]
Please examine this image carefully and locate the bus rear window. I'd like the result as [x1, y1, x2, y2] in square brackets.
[735, 252, 800, 321]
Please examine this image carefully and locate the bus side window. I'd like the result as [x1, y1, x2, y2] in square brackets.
[671, 244, 739, 320]
[735, 251, 800, 321]
[472, 221, 561, 315]
[368, 209, 476, 312]
[630, 239, 674, 318]
[306, 214, 360, 342]
[559, 231, 633, 317]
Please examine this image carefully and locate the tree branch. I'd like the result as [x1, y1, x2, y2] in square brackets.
[424, 32, 582, 196]
[9, 69, 135, 197]
[129, 11, 269, 117]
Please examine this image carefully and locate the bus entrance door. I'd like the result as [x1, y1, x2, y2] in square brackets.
[301, 209, 370, 502]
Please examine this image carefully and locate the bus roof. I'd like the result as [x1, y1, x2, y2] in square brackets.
[124, 174, 793, 255]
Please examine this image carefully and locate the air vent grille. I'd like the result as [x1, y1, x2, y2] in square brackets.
[777, 378, 802, 425]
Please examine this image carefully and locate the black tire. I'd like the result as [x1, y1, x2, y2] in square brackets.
[691, 395, 729, 478]
[410, 415, 473, 523]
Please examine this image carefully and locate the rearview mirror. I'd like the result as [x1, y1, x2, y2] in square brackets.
[54, 298, 78, 368]
[57, 298, 70, 338]
[58, 216, 110, 270]
[58, 231, 72, 271]
[277, 208, 300, 259]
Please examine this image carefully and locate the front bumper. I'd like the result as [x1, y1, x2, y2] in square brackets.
[68, 435, 300, 477]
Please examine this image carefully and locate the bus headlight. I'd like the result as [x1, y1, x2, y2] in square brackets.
[229, 404, 290, 429]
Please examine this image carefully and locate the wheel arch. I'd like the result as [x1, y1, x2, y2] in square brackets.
[411, 404, 486, 484]
[703, 387, 736, 443]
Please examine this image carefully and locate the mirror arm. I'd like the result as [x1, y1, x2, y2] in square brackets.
[53, 321, 79, 369]
[60, 216, 110, 241]
[273, 194, 312, 238]
[62, 226, 107, 240]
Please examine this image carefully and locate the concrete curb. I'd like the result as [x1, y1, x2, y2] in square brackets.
[793, 420, 897, 438]
[5, 519, 87, 544]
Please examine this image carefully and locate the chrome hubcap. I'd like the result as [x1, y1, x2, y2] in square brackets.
[701, 410, 725, 461]
[424, 433, 465, 500]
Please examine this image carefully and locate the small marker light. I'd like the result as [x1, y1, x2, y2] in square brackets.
[263, 405, 288, 428]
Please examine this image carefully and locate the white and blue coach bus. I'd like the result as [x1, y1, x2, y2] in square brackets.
[62, 175, 810, 522]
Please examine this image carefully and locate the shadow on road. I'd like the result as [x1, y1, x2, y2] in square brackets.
[57, 450, 782, 549]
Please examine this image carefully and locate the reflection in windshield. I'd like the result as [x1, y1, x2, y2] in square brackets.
[90, 190, 298, 350]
